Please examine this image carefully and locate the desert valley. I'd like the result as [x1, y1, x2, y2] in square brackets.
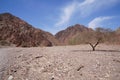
[0, 13, 120, 80]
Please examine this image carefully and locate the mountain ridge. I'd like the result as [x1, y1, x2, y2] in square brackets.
[0, 13, 59, 47]
[0, 12, 120, 47]
[55, 24, 93, 44]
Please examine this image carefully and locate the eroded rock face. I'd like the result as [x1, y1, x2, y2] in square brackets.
[0, 13, 59, 47]
[55, 24, 93, 44]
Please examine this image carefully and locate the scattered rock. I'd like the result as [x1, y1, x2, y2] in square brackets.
[7, 75, 13, 80]
[51, 77, 54, 80]
[11, 69, 17, 73]
[35, 56, 43, 59]
[113, 59, 120, 63]
[80, 73, 83, 76]
[77, 65, 84, 71]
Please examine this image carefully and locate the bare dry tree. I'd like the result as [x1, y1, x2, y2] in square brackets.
[87, 39, 100, 51]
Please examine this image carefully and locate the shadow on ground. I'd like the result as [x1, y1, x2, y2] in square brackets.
[71, 50, 120, 52]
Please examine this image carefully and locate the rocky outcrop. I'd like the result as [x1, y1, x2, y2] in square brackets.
[0, 13, 59, 47]
[55, 24, 93, 45]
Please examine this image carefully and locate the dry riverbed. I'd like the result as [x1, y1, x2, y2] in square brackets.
[0, 44, 120, 80]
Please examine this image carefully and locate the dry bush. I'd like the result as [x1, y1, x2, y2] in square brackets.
[0, 40, 11, 46]
[68, 27, 120, 45]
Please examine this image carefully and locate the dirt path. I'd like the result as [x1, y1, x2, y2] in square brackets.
[1, 44, 120, 80]
[0, 48, 12, 79]
[0, 47, 24, 79]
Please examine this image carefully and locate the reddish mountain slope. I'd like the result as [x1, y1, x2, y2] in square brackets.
[55, 24, 93, 44]
[0, 13, 59, 47]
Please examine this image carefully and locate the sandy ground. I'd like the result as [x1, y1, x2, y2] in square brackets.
[0, 44, 120, 80]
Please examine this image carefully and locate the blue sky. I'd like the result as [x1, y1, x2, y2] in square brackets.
[0, 0, 120, 34]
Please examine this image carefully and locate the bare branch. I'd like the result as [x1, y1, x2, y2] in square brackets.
[94, 41, 99, 48]
[88, 39, 100, 51]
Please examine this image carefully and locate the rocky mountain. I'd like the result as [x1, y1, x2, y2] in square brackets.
[55, 24, 93, 45]
[0, 13, 59, 47]
[56, 24, 120, 45]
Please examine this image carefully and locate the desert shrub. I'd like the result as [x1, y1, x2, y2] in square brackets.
[95, 27, 118, 44]
[21, 42, 29, 47]
[0, 40, 11, 46]
[68, 27, 120, 45]
[69, 38, 77, 45]
[68, 31, 97, 45]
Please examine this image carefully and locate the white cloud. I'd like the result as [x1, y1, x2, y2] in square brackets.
[88, 16, 113, 29]
[55, 0, 120, 27]
[79, 0, 119, 16]
[55, 2, 77, 27]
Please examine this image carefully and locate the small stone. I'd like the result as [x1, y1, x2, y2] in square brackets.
[35, 56, 43, 59]
[77, 65, 84, 71]
[51, 77, 54, 80]
[80, 73, 83, 76]
[8, 75, 13, 80]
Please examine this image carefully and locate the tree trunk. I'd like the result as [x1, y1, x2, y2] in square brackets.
[88, 40, 99, 51]
[92, 47, 95, 51]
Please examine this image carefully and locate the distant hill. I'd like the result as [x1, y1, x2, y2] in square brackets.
[55, 24, 120, 45]
[0, 13, 120, 47]
[0, 13, 59, 47]
[55, 24, 94, 45]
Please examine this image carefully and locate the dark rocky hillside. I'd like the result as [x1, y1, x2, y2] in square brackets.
[55, 24, 93, 45]
[0, 13, 120, 47]
[55, 24, 120, 45]
[0, 13, 59, 47]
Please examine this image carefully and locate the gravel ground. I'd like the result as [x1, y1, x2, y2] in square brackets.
[0, 44, 120, 80]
